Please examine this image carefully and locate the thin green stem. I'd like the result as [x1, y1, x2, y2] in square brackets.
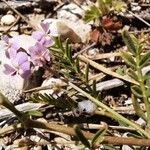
[136, 55, 150, 126]
[0, 93, 26, 122]
[69, 82, 150, 138]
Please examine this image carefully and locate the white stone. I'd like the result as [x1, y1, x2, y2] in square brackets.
[57, 3, 84, 22]
[87, 48, 99, 56]
[43, 18, 91, 43]
[131, 6, 141, 12]
[56, 3, 91, 42]
[78, 100, 97, 114]
[1, 14, 16, 26]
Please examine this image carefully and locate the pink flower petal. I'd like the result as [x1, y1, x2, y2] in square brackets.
[3, 64, 16, 75]
[10, 36, 21, 50]
[8, 47, 17, 58]
[17, 52, 28, 64]
[20, 62, 31, 79]
[20, 61, 31, 71]
[43, 50, 50, 61]
[1, 35, 9, 43]
[41, 22, 50, 33]
[32, 31, 43, 41]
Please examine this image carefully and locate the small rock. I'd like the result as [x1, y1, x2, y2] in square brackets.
[30, 135, 41, 143]
[32, 146, 42, 150]
[78, 100, 97, 115]
[135, 117, 146, 126]
[9, 31, 19, 37]
[131, 6, 141, 12]
[34, 8, 42, 13]
[1, 14, 16, 26]
[43, 19, 82, 43]
[87, 48, 99, 56]
[57, 3, 85, 22]
[57, 3, 91, 43]
[57, 21, 82, 43]
[43, 18, 91, 43]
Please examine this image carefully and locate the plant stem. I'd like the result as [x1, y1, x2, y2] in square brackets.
[69, 82, 150, 138]
[1, 122, 150, 146]
[1, 92, 150, 144]
[136, 55, 150, 127]
[0, 93, 25, 121]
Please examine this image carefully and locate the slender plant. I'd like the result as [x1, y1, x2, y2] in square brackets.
[83, 0, 127, 23]
[120, 30, 150, 129]
[51, 37, 80, 76]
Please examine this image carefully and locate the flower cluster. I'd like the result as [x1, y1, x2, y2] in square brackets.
[2, 22, 55, 79]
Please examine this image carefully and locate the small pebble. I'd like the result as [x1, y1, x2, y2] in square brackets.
[76, 100, 97, 116]
[131, 6, 141, 12]
[9, 31, 19, 37]
[1, 14, 16, 26]
[87, 48, 99, 56]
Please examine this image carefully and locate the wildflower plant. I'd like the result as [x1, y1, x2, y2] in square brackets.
[29, 42, 50, 67]
[1, 19, 150, 150]
[2, 22, 55, 80]
[51, 37, 81, 77]
[83, 0, 127, 23]
[32, 22, 55, 47]
[121, 30, 150, 128]
[4, 51, 31, 79]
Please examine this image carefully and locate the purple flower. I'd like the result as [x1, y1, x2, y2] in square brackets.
[32, 31, 54, 47]
[32, 22, 55, 47]
[40, 22, 50, 34]
[3, 52, 31, 79]
[1, 35, 20, 58]
[29, 42, 50, 67]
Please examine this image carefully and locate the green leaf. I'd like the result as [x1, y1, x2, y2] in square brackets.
[112, 0, 127, 12]
[27, 110, 43, 117]
[146, 87, 150, 97]
[65, 38, 69, 57]
[67, 45, 73, 63]
[116, 65, 127, 76]
[74, 125, 91, 148]
[139, 51, 150, 67]
[104, 0, 112, 4]
[31, 93, 75, 110]
[120, 51, 136, 68]
[122, 30, 137, 55]
[127, 68, 138, 81]
[83, 5, 102, 23]
[131, 94, 147, 121]
[64, 38, 73, 63]
[137, 44, 144, 55]
[97, 0, 109, 15]
[144, 75, 150, 82]
[55, 36, 64, 51]
[75, 58, 80, 73]
[131, 85, 143, 98]
[91, 126, 107, 147]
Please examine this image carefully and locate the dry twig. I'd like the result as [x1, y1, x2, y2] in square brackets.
[0, 121, 150, 146]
